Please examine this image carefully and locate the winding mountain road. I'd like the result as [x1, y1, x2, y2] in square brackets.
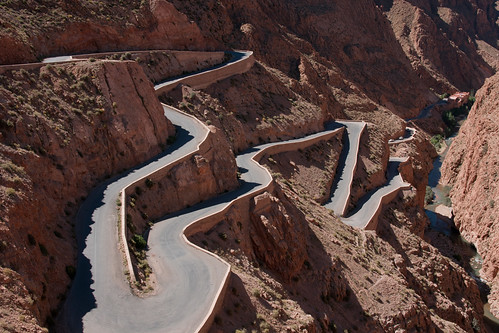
[57, 105, 219, 333]
[388, 127, 416, 145]
[45, 49, 417, 332]
[341, 157, 411, 229]
[323, 122, 413, 228]
[323, 121, 366, 216]
[406, 99, 447, 121]
[58, 109, 346, 333]
[57, 52, 254, 332]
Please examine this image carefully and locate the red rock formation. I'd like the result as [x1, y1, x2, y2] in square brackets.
[0, 60, 174, 327]
[0, 0, 221, 65]
[260, 130, 344, 204]
[127, 126, 239, 235]
[391, 129, 437, 208]
[441, 72, 499, 316]
[379, 0, 497, 91]
[0, 0, 496, 331]
[249, 190, 308, 281]
[170, 0, 433, 119]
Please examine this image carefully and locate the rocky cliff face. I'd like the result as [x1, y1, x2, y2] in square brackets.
[0, 0, 220, 64]
[441, 72, 499, 316]
[191, 152, 486, 332]
[260, 130, 344, 204]
[249, 190, 309, 282]
[0, 60, 174, 329]
[127, 126, 238, 236]
[377, 0, 498, 92]
[170, 0, 434, 119]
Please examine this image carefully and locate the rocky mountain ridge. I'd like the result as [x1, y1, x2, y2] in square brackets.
[0, 0, 497, 332]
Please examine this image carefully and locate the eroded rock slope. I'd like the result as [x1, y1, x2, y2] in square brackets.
[441, 72, 499, 317]
[0, 0, 497, 331]
[0, 59, 175, 330]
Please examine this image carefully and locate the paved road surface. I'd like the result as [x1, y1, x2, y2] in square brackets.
[154, 51, 250, 92]
[323, 121, 366, 216]
[389, 127, 416, 144]
[56, 50, 338, 332]
[53, 49, 414, 332]
[57, 52, 251, 332]
[341, 157, 411, 228]
[42, 56, 73, 63]
[406, 99, 447, 121]
[56, 106, 215, 332]
[57, 110, 345, 332]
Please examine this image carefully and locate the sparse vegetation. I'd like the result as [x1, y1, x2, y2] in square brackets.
[442, 94, 475, 137]
[430, 135, 443, 150]
[132, 234, 147, 250]
[438, 92, 450, 99]
[5, 187, 17, 198]
[441, 196, 452, 207]
[425, 186, 434, 205]
[145, 178, 154, 188]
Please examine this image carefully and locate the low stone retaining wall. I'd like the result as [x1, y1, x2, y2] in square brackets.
[155, 51, 255, 95]
[183, 128, 344, 331]
[388, 127, 417, 145]
[120, 105, 211, 282]
[363, 157, 412, 231]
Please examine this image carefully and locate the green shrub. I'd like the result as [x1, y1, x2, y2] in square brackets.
[5, 187, 16, 198]
[430, 135, 443, 150]
[442, 110, 456, 129]
[145, 178, 154, 188]
[425, 186, 434, 205]
[442, 196, 452, 207]
[132, 234, 147, 250]
[120, 52, 132, 61]
[235, 329, 248, 333]
[468, 90, 476, 104]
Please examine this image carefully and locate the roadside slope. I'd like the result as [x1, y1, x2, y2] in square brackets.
[0, 59, 174, 330]
[0, 0, 220, 64]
